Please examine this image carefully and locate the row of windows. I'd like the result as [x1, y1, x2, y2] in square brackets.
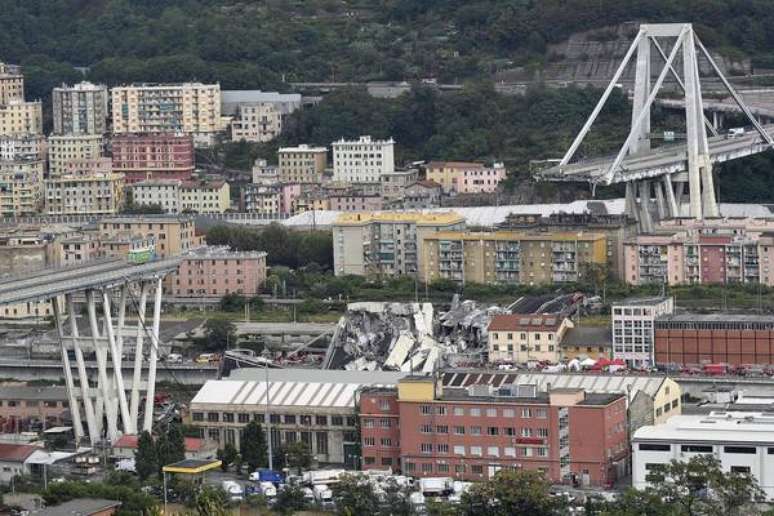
[491, 344, 556, 353]
[417, 444, 548, 458]
[418, 424, 548, 438]
[363, 437, 396, 447]
[362, 418, 394, 428]
[419, 405, 548, 418]
[492, 333, 555, 341]
[654, 399, 680, 418]
[192, 411, 355, 426]
[639, 443, 770, 454]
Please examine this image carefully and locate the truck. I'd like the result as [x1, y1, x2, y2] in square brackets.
[258, 481, 277, 498]
[313, 484, 334, 509]
[302, 469, 347, 485]
[727, 127, 745, 138]
[249, 469, 284, 485]
[418, 477, 453, 497]
[221, 480, 244, 502]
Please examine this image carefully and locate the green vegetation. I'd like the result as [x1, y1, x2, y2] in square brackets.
[134, 423, 186, 481]
[240, 420, 268, 472]
[42, 480, 157, 516]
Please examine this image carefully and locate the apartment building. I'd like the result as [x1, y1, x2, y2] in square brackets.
[61, 234, 100, 265]
[240, 184, 281, 215]
[47, 134, 103, 177]
[487, 314, 574, 364]
[44, 160, 124, 216]
[633, 412, 774, 500]
[332, 136, 395, 183]
[111, 133, 194, 183]
[111, 82, 222, 144]
[396, 180, 443, 210]
[624, 229, 773, 286]
[0, 63, 24, 105]
[222, 90, 301, 143]
[51, 82, 109, 135]
[252, 159, 280, 185]
[98, 216, 197, 258]
[328, 192, 384, 212]
[171, 245, 267, 298]
[130, 180, 182, 213]
[188, 369, 407, 468]
[360, 376, 629, 486]
[181, 180, 230, 213]
[612, 297, 674, 368]
[422, 230, 607, 286]
[0, 135, 45, 161]
[0, 99, 42, 137]
[380, 169, 419, 198]
[0, 386, 72, 430]
[278, 145, 327, 183]
[333, 211, 466, 277]
[500, 213, 636, 281]
[425, 161, 506, 194]
[0, 160, 45, 216]
[654, 313, 774, 368]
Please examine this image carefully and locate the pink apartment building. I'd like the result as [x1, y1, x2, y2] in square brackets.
[112, 133, 195, 184]
[328, 192, 384, 211]
[453, 162, 506, 194]
[171, 245, 267, 298]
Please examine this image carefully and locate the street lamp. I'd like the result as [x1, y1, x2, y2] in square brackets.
[262, 348, 273, 471]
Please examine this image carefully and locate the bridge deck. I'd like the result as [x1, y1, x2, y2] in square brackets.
[539, 124, 774, 183]
[0, 257, 182, 305]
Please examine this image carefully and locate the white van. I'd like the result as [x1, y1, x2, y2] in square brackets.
[221, 480, 244, 502]
[728, 127, 745, 138]
[313, 484, 334, 509]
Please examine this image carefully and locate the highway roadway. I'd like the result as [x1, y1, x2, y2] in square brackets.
[537, 123, 774, 184]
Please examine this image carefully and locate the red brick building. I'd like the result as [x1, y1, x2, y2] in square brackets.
[359, 376, 628, 487]
[111, 133, 194, 184]
[655, 313, 774, 367]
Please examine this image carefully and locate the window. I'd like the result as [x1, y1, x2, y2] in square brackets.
[731, 466, 751, 474]
[364, 437, 375, 447]
[504, 447, 516, 457]
[437, 463, 449, 473]
[420, 424, 432, 433]
[300, 415, 312, 426]
[364, 419, 375, 428]
[503, 409, 515, 417]
[639, 443, 671, 451]
[454, 445, 465, 455]
[488, 446, 499, 457]
[192, 412, 203, 422]
[421, 405, 432, 415]
[470, 446, 482, 457]
[521, 428, 533, 438]
[469, 408, 481, 417]
[270, 414, 281, 424]
[521, 408, 531, 418]
[436, 406, 447, 415]
[379, 419, 391, 428]
[332, 416, 344, 426]
[454, 426, 465, 435]
[406, 462, 415, 473]
[487, 427, 499, 436]
[436, 425, 448, 434]
[284, 415, 296, 424]
[724, 446, 756, 454]
[645, 463, 667, 472]
[486, 408, 497, 417]
[470, 426, 481, 436]
[382, 457, 393, 466]
[422, 463, 433, 473]
[455, 464, 466, 473]
[207, 412, 219, 422]
[285, 431, 297, 443]
[208, 428, 220, 440]
[437, 444, 449, 454]
[535, 408, 547, 418]
[238, 413, 250, 423]
[420, 443, 433, 454]
[381, 438, 392, 447]
[364, 456, 375, 465]
[379, 399, 391, 411]
[537, 428, 549, 438]
[453, 407, 464, 416]
[471, 465, 484, 474]
[347, 416, 356, 426]
[316, 415, 328, 425]
[537, 447, 548, 457]
[523, 447, 533, 457]
[316, 432, 328, 454]
[681, 445, 712, 453]
[504, 427, 516, 436]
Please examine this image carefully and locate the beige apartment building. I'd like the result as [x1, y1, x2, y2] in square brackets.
[0, 160, 44, 216]
[333, 211, 466, 277]
[0, 135, 45, 161]
[47, 134, 103, 177]
[111, 83, 222, 145]
[422, 230, 608, 285]
[131, 180, 182, 213]
[99, 216, 198, 258]
[221, 90, 301, 143]
[278, 145, 327, 183]
[0, 63, 24, 105]
[487, 313, 574, 364]
[0, 100, 42, 137]
[181, 180, 230, 213]
[44, 160, 124, 216]
[425, 161, 483, 193]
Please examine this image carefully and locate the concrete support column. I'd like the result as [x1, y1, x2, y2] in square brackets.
[654, 180, 666, 220]
[130, 281, 149, 434]
[67, 294, 98, 444]
[625, 182, 640, 223]
[52, 297, 84, 443]
[143, 276, 163, 432]
[638, 180, 654, 233]
[102, 290, 132, 435]
[631, 36, 652, 154]
[663, 174, 679, 218]
[701, 163, 719, 217]
[87, 289, 118, 442]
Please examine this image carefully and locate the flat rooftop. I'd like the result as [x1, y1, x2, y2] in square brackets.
[634, 411, 774, 444]
[613, 297, 671, 306]
[657, 313, 774, 323]
[334, 211, 464, 226]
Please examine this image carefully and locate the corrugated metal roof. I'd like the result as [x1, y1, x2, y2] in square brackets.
[192, 368, 408, 409]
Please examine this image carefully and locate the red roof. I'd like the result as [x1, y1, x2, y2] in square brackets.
[488, 314, 565, 332]
[0, 443, 38, 462]
[113, 435, 205, 452]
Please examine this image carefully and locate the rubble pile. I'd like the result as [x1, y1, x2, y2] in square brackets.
[437, 295, 509, 351]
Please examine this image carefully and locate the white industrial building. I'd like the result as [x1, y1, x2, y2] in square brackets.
[612, 297, 674, 368]
[332, 135, 395, 183]
[633, 412, 774, 499]
[188, 368, 408, 468]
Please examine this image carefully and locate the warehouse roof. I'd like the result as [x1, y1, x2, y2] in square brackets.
[0, 386, 68, 402]
[633, 412, 774, 444]
[192, 368, 408, 408]
[440, 370, 671, 399]
[561, 327, 612, 348]
[32, 498, 121, 516]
